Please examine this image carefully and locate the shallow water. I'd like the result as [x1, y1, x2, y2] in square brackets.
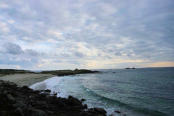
[30, 68, 174, 116]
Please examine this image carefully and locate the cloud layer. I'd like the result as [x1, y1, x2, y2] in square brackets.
[0, 0, 174, 69]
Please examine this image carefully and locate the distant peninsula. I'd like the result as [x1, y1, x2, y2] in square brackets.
[0, 69, 99, 76]
[125, 67, 136, 69]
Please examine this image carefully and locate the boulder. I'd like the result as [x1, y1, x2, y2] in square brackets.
[0, 80, 107, 116]
[7, 94, 16, 103]
[15, 107, 24, 116]
[88, 108, 107, 115]
[44, 89, 51, 93]
[68, 96, 82, 106]
[13, 101, 26, 108]
[114, 110, 121, 113]
[29, 108, 46, 116]
[83, 104, 88, 109]
[81, 98, 86, 102]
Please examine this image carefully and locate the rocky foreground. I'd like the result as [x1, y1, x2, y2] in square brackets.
[0, 80, 106, 116]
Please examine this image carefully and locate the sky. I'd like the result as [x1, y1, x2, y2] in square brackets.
[0, 0, 174, 70]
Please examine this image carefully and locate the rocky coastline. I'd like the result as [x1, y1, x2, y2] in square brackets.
[0, 80, 106, 116]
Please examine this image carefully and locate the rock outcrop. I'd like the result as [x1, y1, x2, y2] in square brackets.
[0, 80, 106, 116]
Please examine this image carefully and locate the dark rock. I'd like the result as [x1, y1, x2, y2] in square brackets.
[94, 108, 107, 114]
[15, 107, 24, 116]
[3, 90, 8, 94]
[28, 108, 46, 116]
[115, 110, 121, 113]
[7, 94, 16, 103]
[0, 80, 107, 116]
[29, 108, 46, 116]
[22, 85, 29, 90]
[83, 104, 88, 109]
[13, 101, 26, 108]
[81, 98, 86, 102]
[52, 92, 57, 96]
[88, 108, 106, 115]
[68, 96, 82, 106]
[0, 111, 8, 116]
[44, 89, 51, 93]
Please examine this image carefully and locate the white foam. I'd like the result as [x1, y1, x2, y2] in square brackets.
[30, 76, 68, 97]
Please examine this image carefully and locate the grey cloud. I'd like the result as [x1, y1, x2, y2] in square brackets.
[3, 42, 40, 56]
[114, 52, 123, 56]
[0, 0, 174, 69]
[4, 42, 23, 55]
[0, 42, 42, 68]
[25, 49, 39, 56]
[74, 51, 85, 58]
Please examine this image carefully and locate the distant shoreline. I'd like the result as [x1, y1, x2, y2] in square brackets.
[0, 69, 99, 86]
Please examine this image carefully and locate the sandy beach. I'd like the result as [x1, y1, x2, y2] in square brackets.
[0, 73, 55, 86]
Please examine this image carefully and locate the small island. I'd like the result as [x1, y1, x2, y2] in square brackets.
[125, 67, 136, 69]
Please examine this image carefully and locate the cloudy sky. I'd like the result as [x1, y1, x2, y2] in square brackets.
[0, 0, 174, 70]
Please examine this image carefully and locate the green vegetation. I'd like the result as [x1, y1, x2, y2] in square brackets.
[0, 69, 34, 75]
[40, 69, 99, 76]
[0, 69, 99, 76]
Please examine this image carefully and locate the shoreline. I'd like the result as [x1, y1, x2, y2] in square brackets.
[0, 69, 99, 86]
[0, 80, 106, 116]
[0, 69, 107, 116]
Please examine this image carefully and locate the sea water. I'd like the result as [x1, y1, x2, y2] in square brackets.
[30, 68, 174, 116]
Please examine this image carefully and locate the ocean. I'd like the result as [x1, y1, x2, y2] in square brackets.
[30, 67, 174, 116]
